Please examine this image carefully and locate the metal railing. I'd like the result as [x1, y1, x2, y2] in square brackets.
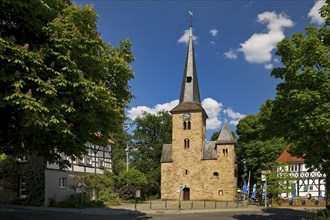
[148, 200, 248, 210]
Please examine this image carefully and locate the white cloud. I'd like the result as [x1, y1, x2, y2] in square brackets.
[127, 100, 179, 120]
[308, 0, 326, 25]
[264, 63, 273, 69]
[128, 98, 224, 130]
[210, 41, 216, 45]
[209, 29, 219, 37]
[223, 108, 246, 126]
[202, 98, 223, 129]
[224, 48, 238, 59]
[127, 99, 247, 130]
[239, 11, 294, 64]
[177, 29, 198, 44]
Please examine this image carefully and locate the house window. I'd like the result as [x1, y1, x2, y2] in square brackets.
[309, 186, 313, 191]
[186, 76, 192, 83]
[184, 138, 190, 149]
[303, 185, 308, 192]
[86, 157, 92, 166]
[183, 121, 187, 130]
[223, 148, 228, 156]
[59, 177, 67, 188]
[188, 121, 191, 130]
[99, 159, 104, 167]
[185, 170, 188, 175]
[213, 172, 219, 178]
[219, 190, 223, 196]
[78, 157, 85, 165]
[19, 177, 27, 198]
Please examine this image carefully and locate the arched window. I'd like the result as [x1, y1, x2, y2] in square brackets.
[213, 172, 219, 178]
[183, 121, 187, 130]
[225, 148, 228, 156]
[188, 121, 191, 130]
[222, 149, 225, 156]
[184, 138, 190, 149]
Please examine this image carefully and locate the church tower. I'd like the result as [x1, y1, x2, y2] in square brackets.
[160, 20, 237, 201]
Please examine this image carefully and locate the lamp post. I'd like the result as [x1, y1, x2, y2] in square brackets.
[126, 144, 130, 172]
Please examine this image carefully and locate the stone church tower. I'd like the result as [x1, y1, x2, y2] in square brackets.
[160, 24, 237, 201]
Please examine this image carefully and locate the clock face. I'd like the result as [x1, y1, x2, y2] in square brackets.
[183, 112, 191, 121]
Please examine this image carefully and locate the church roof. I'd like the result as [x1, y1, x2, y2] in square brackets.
[276, 147, 304, 163]
[179, 26, 200, 104]
[171, 25, 208, 118]
[216, 122, 236, 145]
[160, 144, 172, 163]
[202, 140, 217, 160]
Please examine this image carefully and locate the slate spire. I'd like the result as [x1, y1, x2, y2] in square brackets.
[216, 122, 236, 145]
[179, 24, 201, 104]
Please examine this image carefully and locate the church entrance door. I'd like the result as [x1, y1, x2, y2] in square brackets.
[183, 188, 190, 200]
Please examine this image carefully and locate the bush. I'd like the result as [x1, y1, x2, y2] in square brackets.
[303, 210, 330, 220]
[97, 189, 120, 206]
[118, 185, 136, 200]
[51, 194, 105, 208]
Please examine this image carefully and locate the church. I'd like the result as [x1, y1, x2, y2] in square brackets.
[160, 23, 237, 201]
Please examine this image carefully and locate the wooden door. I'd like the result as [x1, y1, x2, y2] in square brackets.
[183, 188, 190, 200]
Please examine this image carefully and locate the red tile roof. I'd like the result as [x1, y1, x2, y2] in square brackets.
[276, 147, 304, 163]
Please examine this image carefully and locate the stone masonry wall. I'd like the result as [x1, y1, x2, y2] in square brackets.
[161, 111, 237, 201]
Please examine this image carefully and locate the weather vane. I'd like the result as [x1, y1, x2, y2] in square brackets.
[188, 11, 193, 27]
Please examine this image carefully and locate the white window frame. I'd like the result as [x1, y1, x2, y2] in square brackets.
[59, 177, 67, 188]
[99, 159, 104, 167]
[78, 157, 85, 165]
[86, 157, 92, 166]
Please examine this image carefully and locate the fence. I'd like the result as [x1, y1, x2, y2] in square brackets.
[148, 200, 247, 210]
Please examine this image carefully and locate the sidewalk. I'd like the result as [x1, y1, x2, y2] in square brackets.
[0, 201, 325, 216]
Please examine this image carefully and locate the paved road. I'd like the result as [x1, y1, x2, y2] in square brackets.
[0, 206, 310, 220]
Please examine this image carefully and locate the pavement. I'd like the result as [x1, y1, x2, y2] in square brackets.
[0, 201, 325, 216]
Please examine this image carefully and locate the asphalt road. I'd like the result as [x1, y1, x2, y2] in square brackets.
[0, 206, 309, 220]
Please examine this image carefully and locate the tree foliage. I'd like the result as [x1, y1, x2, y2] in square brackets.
[116, 168, 148, 189]
[0, 0, 134, 165]
[130, 110, 172, 197]
[268, 2, 330, 208]
[236, 106, 287, 185]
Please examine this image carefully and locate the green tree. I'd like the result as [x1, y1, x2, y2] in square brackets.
[76, 170, 119, 205]
[0, 1, 134, 166]
[236, 110, 287, 186]
[265, 164, 297, 202]
[116, 168, 148, 189]
[130, 110, 172, 198]
[268, 2, 330, 208]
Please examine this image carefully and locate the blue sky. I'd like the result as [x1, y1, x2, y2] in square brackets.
[74, 0, 326, 138]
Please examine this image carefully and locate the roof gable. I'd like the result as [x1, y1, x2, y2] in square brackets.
[276, 147, 304, 163]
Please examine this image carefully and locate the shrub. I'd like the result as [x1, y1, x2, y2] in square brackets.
[97, 189, 120, 206]
[118, 184, 136, 200]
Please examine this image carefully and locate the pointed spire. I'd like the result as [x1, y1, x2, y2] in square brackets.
[179, 13, 201, 104]
[216, 122, 236, 145]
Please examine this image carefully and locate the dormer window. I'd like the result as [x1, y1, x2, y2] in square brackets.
[186, 76, 192, 83]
